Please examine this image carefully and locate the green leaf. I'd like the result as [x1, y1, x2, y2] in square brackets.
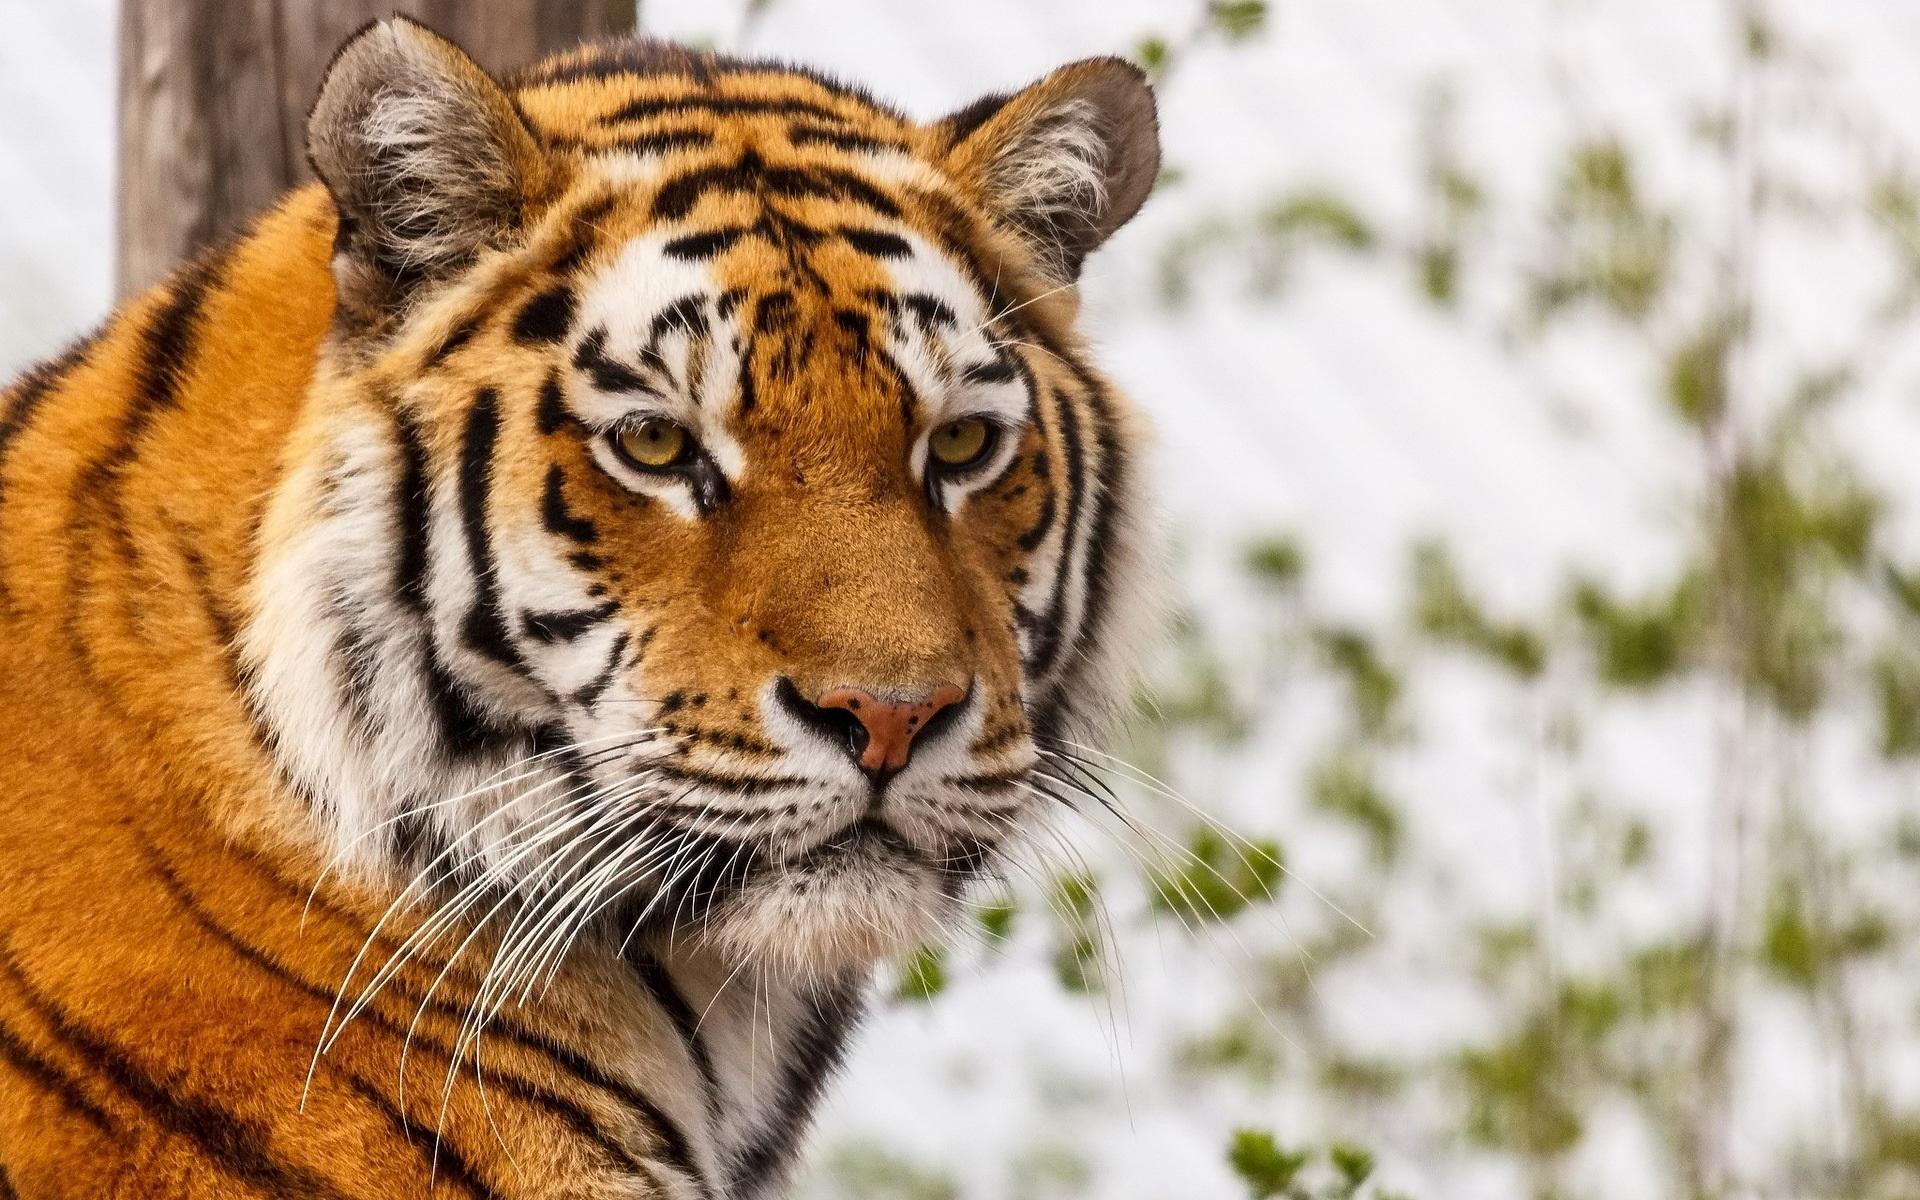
[1227, 1129, 1307, 1198]
[1308, 751, 1402, 865]
[1208, 1, 1269, 41]
[976, 896, 1018, 943]
[1149, 827, 1284, 923]
[1245, 534, 1308, 588]
[1328, 1142, 1375, 1187]
[1135, 36, 1172, 75]
[1262, 189, 1377, 251]
[894, 945, 948, 1002]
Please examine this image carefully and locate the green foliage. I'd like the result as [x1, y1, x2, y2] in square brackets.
[1149, 827, 1284, 924]
[1413, 84, 1485, 308]
[895, 945, 948, 1002]
[1049, 870, 1106, 993]
[1567, 574, 1704, 688]
[1714, 451, 1880, 718]
[1415, 244, 1460, 307]
[976, 895, 1018, 943]
[1529, 136, 1674, 323]
[1410, 541, 1546, 678]
[1159, 188, 1375, 304]
[1228, 1133, 1408, 1200]
[1176, 1012, 1283, 1084]
[1459, 1016, 1585, 1156]
[1873, 643, 1920, 758]
[1208, 1, 1270, 41]
[1328, 1144, 1375, 1190]
[1134, 36, 1171, 77]
[1156, 612, 1252, 740]
[1228, 1130, 1309, 1198]
[1261, 190, 1377, 252]
[1308, 750, 1402, 865]
[1313, 626, 1402, 738]
[1760, 882, 1892, 992]
[1664, 310, 1742, 429]
[1624, 936, 1710, 1015]
[1246, 534, 1308, 589]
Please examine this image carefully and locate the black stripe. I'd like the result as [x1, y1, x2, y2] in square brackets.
[135, 846, 672, 1192]
[513, 285, 576, 344]
[941, 92, 1015, 147]
[573, 631, 629, 708]
[428, 315, 480, 365]
[962, 355, 1017, 385]
[392, 400, 520, 756]
[762, 163, 901, 218]
[575, 327, 656, 395]
[652, 150, 901, 221]
[736, 343, 759, 416]
[551, 195, 616, 278]
[900, 293, 957, 329]
[553, 127, 713, 156]
[649, 295, 709, 345]
[0, 1163, 17, 1199]
[536, 373, 574, 436]
[663, 228, 747, 260]
[339, 1076, 500, 1200]
[391, 403, 433, 613]
[329, 583, 385, 738]
[789, 124, 907, 154]
[424, 653, 513, 756]
[0, 1012, 119, 1134]
[727, 980, 864, 1194]
[833, 309, 870, 367]
[1026, 382, 1085, 678]
[0, 331, 96, 497]
[616, 127, 715, 155]
[542, 465, 599, 544]
[457, 390, 524, 672]
[1062, 377, 1125, 700]
[838, 227, 912, 259]
[606, 94, 844, 125]
[60, 249, 226, 672]
[1013, 487, 1059, 552]
[644, 765, 811, 796]
[521, 601, 618, 644]
[625, 952, 722, 1127]
[0, 942, 357, 1200]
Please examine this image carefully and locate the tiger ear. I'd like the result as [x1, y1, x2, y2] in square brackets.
[936, 58, 1161, 285]
[306, 17, 549, 334]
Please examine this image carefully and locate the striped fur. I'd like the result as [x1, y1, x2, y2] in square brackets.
[0, 19, 1159, 1198]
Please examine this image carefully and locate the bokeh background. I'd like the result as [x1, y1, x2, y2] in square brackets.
[8, 2, 1920, 1197]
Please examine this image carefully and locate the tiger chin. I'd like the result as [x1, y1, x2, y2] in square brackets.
[0, 16, 1161, 1200]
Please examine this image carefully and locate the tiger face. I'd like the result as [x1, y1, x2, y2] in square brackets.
[246, 20, 1161, 978]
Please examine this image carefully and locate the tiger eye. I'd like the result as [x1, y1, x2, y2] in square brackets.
[928, 417, 994, 469]
[615, 419, 688, 469]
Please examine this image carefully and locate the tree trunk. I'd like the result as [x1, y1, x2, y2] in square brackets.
[115, 0, 637, 297]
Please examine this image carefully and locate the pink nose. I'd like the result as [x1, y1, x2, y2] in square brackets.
[814, 684, 967, 774]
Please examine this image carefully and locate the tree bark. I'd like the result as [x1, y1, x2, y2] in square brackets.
[116, 0, 637, 297]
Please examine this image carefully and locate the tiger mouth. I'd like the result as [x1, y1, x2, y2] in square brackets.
[792, 817, 915, 869]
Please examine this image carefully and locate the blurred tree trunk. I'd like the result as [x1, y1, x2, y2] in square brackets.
[115, 0, 638, 297]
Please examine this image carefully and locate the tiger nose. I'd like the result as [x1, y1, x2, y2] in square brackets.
[776, 679, 968, 782]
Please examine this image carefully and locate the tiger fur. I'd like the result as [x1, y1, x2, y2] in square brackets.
[0, 19, 1160, 1199]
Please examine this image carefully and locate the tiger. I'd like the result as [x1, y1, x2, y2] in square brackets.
[0, 16, 1160, 1199]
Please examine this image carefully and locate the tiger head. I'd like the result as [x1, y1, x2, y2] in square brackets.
[245, 19, 1162, 978]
